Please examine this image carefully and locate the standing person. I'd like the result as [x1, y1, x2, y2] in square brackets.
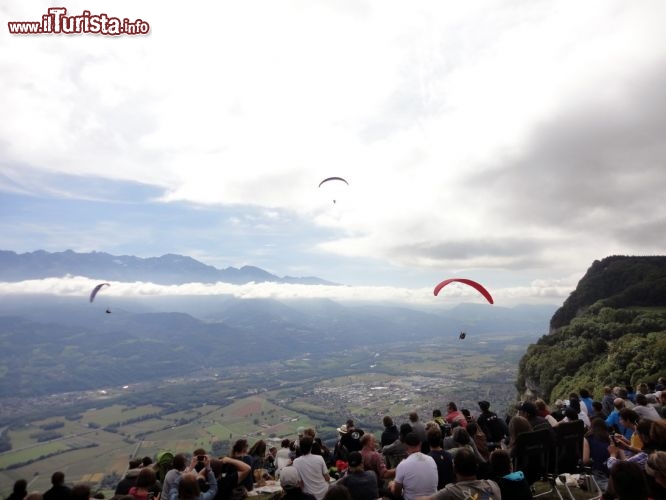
[476, 401, 508, 451]
[336, 452, 378, 500]
[43, 472, 71, 500]
[340, 420, 364, 453]
[334, 424, 350, 464]
[381, 416, 400, 448]
[293, 437, 331, 500]
[389, 433, 438, 500]
[427, 448, 501, 500]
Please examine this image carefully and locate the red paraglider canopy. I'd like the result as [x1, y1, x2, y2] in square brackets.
[433, 278, 494, 304]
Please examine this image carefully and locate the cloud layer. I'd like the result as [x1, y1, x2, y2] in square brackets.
[2, 1, 665, 302]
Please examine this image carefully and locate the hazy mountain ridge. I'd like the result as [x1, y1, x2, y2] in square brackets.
[0, 249, 557, 401]
[517, 255, 666, 402]
[0, 293, 555, 400]
[0, 249, 336, 285]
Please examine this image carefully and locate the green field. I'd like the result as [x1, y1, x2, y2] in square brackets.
[0, 334, 530, 496]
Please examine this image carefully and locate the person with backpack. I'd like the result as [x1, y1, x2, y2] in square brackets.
[476, 401, 508, 452]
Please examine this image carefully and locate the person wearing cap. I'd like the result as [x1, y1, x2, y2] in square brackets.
[280, 466, 316, 500]
[476, 401, 507, 450]
[340, 420, 364, 454]
[389, 432, 438, 500]
[336, 451, 378, 500]
[293, 437, 331, 500]
[334, 424, 350, 464]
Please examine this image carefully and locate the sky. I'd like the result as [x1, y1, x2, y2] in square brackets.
[1, 0, 665, 307]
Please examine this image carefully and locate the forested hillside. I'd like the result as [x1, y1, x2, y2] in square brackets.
[516, 255, 666, 402]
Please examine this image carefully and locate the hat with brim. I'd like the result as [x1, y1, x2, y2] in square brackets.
[337, 424, 348, 434]
[280, 466, 301, 489]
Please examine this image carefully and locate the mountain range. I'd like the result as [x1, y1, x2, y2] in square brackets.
[0, 249, 556, 401]
[0, 249, 335, 285]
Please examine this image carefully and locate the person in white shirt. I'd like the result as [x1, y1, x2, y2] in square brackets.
[389, 432, 438, 500]
[293, 437, 330, 500]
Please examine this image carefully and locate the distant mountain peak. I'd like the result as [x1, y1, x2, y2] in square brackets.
[0, 249, 337, 286]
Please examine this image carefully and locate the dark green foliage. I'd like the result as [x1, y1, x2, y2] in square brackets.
[29, 431, 63, 442]
[518, 256, 666, 402]
[518, 306, 666, 402]
[39, 421, 65, 430]
[550, 256, 666, 330]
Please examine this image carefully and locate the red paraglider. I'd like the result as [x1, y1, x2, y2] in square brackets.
[89, 283, 110, 303]
[433, 278, 494, 304]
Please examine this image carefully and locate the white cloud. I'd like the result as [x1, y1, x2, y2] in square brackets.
[2, 0, 665, 298]
[0, 275, 570, 306]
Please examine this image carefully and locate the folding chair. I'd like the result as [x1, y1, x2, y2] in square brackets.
[513, 428, 562, 499]
[554, 421, 603, 500]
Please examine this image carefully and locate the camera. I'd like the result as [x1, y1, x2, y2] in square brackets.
[197, 455, 205, 462]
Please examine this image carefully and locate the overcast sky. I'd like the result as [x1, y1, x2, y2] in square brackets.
[1, 0, 665, 306]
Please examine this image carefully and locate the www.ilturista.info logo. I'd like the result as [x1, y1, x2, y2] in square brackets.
[8, 7, 150, 35]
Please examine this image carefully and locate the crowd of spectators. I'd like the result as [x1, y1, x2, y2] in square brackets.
[6, 377, 666, 500]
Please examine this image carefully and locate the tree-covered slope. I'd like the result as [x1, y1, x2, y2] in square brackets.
[517, 255, 666, 402]
[550, 255, 666, 330]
